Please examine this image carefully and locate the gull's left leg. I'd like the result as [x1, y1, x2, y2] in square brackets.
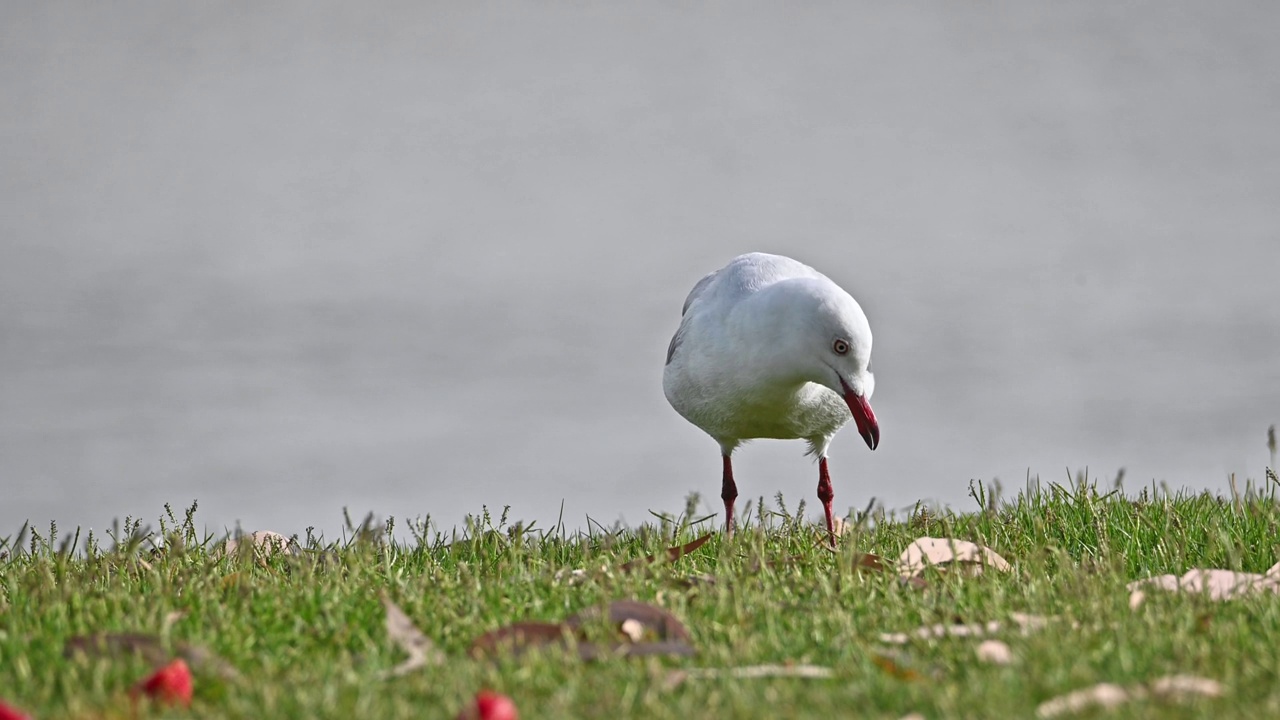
[817, 456, 837, 545]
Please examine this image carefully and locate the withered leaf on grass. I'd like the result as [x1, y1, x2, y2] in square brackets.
[879, 613, 1053, 645]
[666, 663, 835, 689]
[64, 633, 240, 680]
[1127, 567, 1280, 609]
[975, 640, 1013, 665]
[381, 594, 445, 676]
[852, 553, 888, 573]
[872, 654, 922, 681]
[1035, 675, 1223, 718]
[896, 537, 1011, 579]
[619, 534, 713, 572]
[470, 600, 695, 660]
[469, 622, 574, 658]
[567, 599, 692, 645]
[66, 633, 170, 665]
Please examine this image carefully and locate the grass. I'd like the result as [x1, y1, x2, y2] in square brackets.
[3, 476, 1280, 719]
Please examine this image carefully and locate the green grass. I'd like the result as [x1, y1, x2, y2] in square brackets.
[3, 478, 1280, 719]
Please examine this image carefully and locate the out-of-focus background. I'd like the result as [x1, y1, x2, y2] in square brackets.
[3, 2, 1278, 539]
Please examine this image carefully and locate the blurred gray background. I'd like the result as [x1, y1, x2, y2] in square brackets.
[3, 2, 1278, 540]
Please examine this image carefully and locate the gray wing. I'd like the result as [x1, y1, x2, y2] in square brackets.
[681, 269, 718, 317]
[666, 269, 718, 366]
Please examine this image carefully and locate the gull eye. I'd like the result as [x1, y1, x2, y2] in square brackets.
[832, 338, 850, 355]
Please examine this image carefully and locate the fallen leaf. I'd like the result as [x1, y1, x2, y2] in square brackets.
[853, 553, 889, 573]
[677, 664, 834, 681]
[879, 620, 1001, 645]
[879, 614, 1051, 645]
[1010, 612, 1056, 631]
[896, 537, 1011, 579]
[381, 594, 446, 676]
[1037, 683, 1131, 717]
[1036, 675, 1223, 718]
[469, 622, 573, 658]
[471, 600, 695, 660]
[456, 690, 519, 720]
[1148, 674, 1223, 699]
[131, 658, 193, 707]
[577, 640, 696, 661]
[975, 640, 1013, 665]
[66, 633, 170, 666]
[619, 534, 713, 572]
[1127, 568, 1280, 608]
[567, 600, 693, 645]
[65, 632, 240, 681]
[872, 654, 922, 681]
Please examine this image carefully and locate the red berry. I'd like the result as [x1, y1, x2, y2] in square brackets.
[0, 701, 32, 720]
[131, 658, 194, 706]
[456, 690, 518, 720]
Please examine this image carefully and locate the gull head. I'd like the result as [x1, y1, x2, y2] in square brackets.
[760, 277, 879, 450]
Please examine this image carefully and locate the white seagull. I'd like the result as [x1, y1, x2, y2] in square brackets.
[663, 252, 880, 541]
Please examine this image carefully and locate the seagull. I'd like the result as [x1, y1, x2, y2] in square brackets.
[663, 252, 880, 542]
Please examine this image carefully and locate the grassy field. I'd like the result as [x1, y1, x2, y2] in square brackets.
[3, 477, 1280, 719]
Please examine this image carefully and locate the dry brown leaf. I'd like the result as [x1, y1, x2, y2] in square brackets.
[879, 614, 1052, 645]
[1009, 612, 1055, 632]
[471, 600, 695, 661]
[872, 654, 922, 681]
[676, 664, 835, 681]
[1036, 675, 1223, 717]
[1127, 568, 1280, 608]
[64, 633, 240, 680]
[469, 622, 571, 658]
[896, 537, 1011, 579]
[66, 633, 171, 665]
[619, 534, 713, 572]
[853, 553, 888, 573]
[975, 640, 1013, 665]
[566, 600, 694, 646]
[880, 621, 1000, 645]
[1036, 683, 1131, 717]
[380, 594, 445, 676]
[578, 640, 697, 661]
[1148, 674, 1223, 699]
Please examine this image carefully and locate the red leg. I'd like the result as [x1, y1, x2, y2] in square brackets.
[817, 456, 837, 544]
[721, 454, 738, 536]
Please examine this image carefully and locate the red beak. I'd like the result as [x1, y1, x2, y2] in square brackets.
[841, 383, 879, 450]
